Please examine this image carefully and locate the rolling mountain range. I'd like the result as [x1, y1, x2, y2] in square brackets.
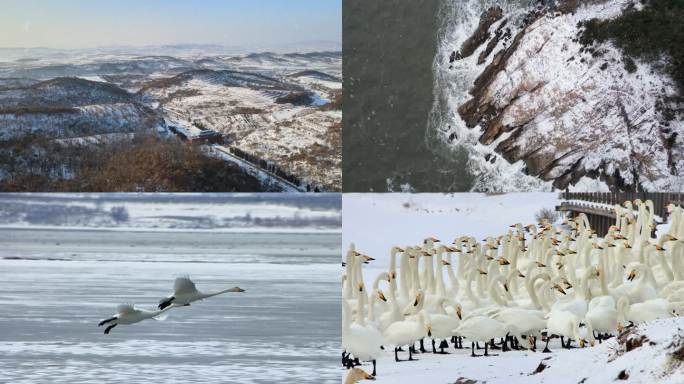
[0, 48, 342, 191]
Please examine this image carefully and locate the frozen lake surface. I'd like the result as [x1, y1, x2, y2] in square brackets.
[0, 228, 340, 384]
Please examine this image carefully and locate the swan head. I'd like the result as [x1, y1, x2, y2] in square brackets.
[346, 367, 375, 382]
[441, 259, 451, 266]
[376, 290, 387, 302]
[627, 269, 637, 281]
[498, 257, 510, 266]
[552, 283, 566, 295]
[413, 291, 423, 306]
[227, 286, 245, 293]
[361, 254, 375, 264]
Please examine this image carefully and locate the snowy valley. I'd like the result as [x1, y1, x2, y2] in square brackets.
[0, 47, 341, 191]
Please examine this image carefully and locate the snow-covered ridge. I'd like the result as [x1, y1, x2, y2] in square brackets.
[432, 0, 684, 192]
[0, 49, 342, 190]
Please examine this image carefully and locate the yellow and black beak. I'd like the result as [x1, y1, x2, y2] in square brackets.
[627, 270, 636, 281]
[553, 284, 566, 295]
[378, 291, 387, 302]
[498, 258, 510, 266]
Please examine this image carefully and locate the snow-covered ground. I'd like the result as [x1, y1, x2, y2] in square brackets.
[364, 317, 684, 384]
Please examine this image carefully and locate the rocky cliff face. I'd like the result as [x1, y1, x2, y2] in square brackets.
[438, 0, 683, 191]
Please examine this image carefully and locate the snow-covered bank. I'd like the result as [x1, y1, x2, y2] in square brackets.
[364, 318, 684, 384]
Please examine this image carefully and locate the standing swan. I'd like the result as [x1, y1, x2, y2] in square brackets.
[158, 277, 245, 309]
[98, 304, 174, 334]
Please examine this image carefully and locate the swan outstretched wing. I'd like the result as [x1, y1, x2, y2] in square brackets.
[116, 304, 136, 315]
[173, 277, 199, 295]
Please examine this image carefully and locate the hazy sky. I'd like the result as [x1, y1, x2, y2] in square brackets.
[0, 0, 341, 49]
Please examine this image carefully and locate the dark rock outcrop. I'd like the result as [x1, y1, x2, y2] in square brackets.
[456, 6, 504, 60]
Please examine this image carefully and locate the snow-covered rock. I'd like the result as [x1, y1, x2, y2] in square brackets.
[435, 0, 684, 191]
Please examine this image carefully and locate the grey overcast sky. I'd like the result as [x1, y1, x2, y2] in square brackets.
[0, 0, 341, 49]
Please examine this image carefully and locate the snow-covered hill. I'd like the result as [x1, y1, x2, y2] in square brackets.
[433, 0, 684, 192]
[0, 77, 161, 140]
[0, 48, 342, 190]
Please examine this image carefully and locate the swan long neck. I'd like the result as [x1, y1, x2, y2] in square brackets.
[488, 276, 507, 307]
[355, 287, 366, 326]
[342, 300, 351, 332]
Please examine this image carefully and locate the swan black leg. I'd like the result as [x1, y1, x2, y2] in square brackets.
[98, 317, 116, 327]
[501, 336, 510, 352]
[419, 339, 426, 353]
[439, 339, 449, 354]
[458, 336, 464, 349]
[470, 342, 480, 357]
[543, 336, 551, 353]
[490, 338, 501, 350]
[394, 347, 402, 362]
[372, 360, 376, 376]
[104, 323, 117, 334]
[565, 338, 574, 348]
[432, 339, 437, 353]
[408, 345, 417, 361]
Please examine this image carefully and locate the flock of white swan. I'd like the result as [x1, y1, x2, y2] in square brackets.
[98, 277, 245, 334]
[342, 199, 684, 381]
